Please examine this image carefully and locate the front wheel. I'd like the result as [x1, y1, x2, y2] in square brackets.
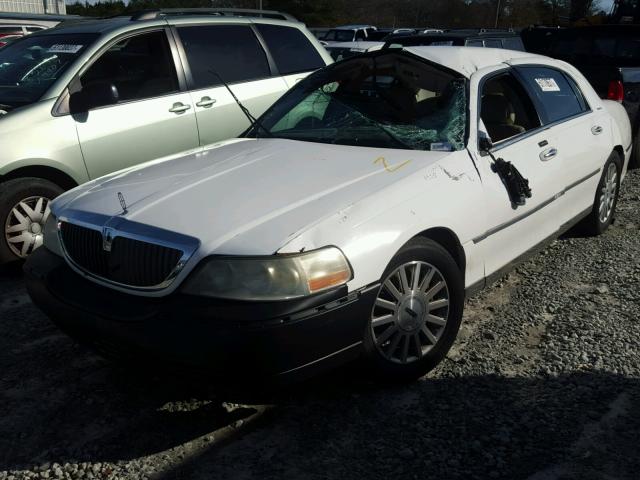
[582, 152, 622, 236]
[0, 178, 63, 264]
[363, 237, 464, 383]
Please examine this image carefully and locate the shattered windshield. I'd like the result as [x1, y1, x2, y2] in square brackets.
[250, 52, 467, 151]
[0, 33, 96, 111]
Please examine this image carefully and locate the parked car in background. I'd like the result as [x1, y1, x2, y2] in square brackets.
[0, 24, 49, 47]
[324, 41, 384, 61]
[522, 25, 640, 168]
[309, 27, 330, 39]
[0, 32, 21, 48]
[0, 12, 75, 29]
[26, 47, 631, 383]
[384, 29, 525, 51]
[0, 9, 332, 263]
[321, 25, 378, 44]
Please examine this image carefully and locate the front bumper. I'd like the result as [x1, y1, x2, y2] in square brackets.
[24, 247, 378, 380]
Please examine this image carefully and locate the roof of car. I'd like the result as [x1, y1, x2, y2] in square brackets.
[402, 46, 547, 76]
[28, 13, 301, 36]
[325, 41, 385, 49]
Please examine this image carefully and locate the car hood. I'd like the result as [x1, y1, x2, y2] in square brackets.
[54, 138, 450, 255]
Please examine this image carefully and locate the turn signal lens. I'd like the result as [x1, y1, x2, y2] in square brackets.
[298, 247, 352, 294]
[607, 80, 624, 103]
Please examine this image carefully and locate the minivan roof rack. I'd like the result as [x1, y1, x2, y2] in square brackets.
[130, 8, 298, 22]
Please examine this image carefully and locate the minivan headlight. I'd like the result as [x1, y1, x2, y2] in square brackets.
[43, 213, 63, 257]
[182, 247, 352, 301]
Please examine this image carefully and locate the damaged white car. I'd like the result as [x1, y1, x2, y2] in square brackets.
[25, 47, 632, 382]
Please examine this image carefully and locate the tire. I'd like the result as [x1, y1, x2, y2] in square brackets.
[362, 237, 464, 383]
[582, 152, 622, 236]
[0, 177, 63, 264]
[630, 126, 640, 169]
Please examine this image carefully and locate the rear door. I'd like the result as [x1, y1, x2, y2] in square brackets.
[514, 65, 609, 221]
[174, 23, 288, 148]
[254, 23, 328, 89]
[75, 29, 199, 179]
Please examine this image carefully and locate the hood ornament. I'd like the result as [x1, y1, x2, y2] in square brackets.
[102, 227, 115, 252]
[118, 192, 128, 214]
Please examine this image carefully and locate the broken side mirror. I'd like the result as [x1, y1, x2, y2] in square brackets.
[479, 132, 493, 153]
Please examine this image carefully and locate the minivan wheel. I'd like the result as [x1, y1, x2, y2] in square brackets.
[363, 237, 464, 383]
[582, 152, 622, 236]
[0, 178, 63, 263]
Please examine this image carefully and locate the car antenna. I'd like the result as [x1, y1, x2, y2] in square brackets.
[207, 69, 272, 138]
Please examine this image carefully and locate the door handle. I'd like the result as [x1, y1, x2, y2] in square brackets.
[591, 125, 603, 135]
[169, 102, 191, 114]
[196, 96, 217, 108]
[540, 147, 558, 161]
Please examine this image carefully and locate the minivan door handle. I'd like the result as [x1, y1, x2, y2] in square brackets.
[196, 96, 217, 108]
[169, 102, 191, 114]
[591, 125, 604, 135]
[540, 147, 558, 161]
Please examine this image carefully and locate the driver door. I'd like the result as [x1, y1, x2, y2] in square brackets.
[470, 68, 566, 278]
[73, 29, 200, 180]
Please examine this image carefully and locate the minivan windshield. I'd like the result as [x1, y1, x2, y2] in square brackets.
[249, 52, 467, 151]
[0, 33, 97, 111]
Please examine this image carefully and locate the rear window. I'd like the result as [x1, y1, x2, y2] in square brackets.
[516, 66, 587, 123]
[177, 25, 271, 88]
[484, 39, 503, 48]
[256, 24, 325, 75]
[503, 37, 525, 51]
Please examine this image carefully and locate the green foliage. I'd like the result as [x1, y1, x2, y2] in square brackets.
[65, 0, 606, 27]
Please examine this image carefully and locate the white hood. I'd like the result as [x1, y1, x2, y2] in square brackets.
[54, 138, 449, 256]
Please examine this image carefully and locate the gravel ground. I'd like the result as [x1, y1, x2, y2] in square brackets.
[1, 169, 639, 480]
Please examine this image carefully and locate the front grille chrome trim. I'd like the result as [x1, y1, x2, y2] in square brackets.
[56, 211, 200, 292]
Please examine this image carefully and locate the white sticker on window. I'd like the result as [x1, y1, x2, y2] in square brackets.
[534, 78, 560, 92]
[48, 44, 83, 54]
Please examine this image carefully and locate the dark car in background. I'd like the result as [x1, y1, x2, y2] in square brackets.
[522, 25, 640, 167]
[384, 29, 525, 51]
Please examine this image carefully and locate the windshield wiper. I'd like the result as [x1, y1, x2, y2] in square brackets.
[207, 69, 272, 139]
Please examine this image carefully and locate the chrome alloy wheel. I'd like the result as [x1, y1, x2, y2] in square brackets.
[4, 196, 51, 258]
[371, 261, 450, 364]
[599, 163, 618, 224]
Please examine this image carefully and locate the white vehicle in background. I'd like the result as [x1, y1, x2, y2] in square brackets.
[320, 24, 378, 44]
[26, 47, 632, 384]
[324, 40, 384, 61]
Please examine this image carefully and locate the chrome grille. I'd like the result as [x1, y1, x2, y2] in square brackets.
[60, 221, 183, 288]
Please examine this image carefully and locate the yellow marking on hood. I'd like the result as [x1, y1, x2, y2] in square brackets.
[374, 156, 412, 173]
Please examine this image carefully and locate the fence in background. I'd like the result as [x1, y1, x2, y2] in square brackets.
[0, 0, 66, 15]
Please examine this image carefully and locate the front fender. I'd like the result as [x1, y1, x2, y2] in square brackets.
[278, 152, 486, 291]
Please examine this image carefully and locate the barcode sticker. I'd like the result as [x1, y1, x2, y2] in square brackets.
[48, 44, 83, 54]
[534, 78, 560, 92]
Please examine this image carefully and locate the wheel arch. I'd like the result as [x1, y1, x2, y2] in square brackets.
[1, 165, 79, 191]
[412, 227, 466, 280]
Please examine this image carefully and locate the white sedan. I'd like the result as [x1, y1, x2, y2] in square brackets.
[25, 47, 632, 383]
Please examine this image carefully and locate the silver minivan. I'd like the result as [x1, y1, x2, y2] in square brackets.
[0, 9, 332, 263]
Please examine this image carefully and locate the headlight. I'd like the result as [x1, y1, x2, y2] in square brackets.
[43, 213, 63, 257]
[182, 247, 352, 301]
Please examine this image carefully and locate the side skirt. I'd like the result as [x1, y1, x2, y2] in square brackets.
[465, 206, 592, 299]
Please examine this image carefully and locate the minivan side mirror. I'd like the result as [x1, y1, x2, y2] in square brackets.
[69, 81, 119, 114]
